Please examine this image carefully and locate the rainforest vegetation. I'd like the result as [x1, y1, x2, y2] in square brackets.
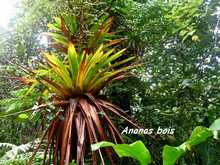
[0, 0, 220, 164]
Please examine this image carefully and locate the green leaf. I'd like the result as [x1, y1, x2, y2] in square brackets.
[162, 126, 213, 165]
[187, 126, 213, 146]
[91, 141, 151, 165]
[48, 23, 61, 32]
[43, 32, 68, 47]
[18, 113, 29, 119]
[63, 15, 77, 34]
[7, 102, 23, 113]
[163, 145, 185, 165]
[68, 43, 79, 81]
[179, 30, 188, 37]
[192, 0, 203, 6]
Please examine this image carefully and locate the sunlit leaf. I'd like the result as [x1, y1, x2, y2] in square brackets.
[18, 113, 29, 120]
[162, 126, 213, 165]
[91, 141, 151, 165]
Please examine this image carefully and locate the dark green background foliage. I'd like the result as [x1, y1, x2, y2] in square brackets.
[0, 0, 220, 164]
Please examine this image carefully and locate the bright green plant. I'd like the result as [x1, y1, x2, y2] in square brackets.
[91, 140, 151, 165]
[166, 0, 204, 41]
[92, 117, 220, 165]
[163, 127, 213, 165]
[45, 14, 122, 54]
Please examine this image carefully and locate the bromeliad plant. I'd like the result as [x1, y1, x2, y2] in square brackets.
[45, 14, 123, 54]
[15, 16, 141, 165]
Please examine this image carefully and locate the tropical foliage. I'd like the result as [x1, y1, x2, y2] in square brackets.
[92, 117, 220, 165]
